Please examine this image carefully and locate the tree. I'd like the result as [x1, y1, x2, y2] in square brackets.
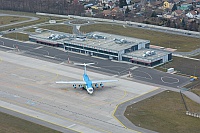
[125, 5, 130, 14]
[171, 4, 177, 12]
[181, 18, 186, 27]
[119, 0, 127, 8]
[198, 25, 200, 32]
[166, 19, 171, 27]
[151, 11, 157, 17]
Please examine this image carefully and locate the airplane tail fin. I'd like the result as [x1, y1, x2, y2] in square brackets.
[74, 63, 95, 74]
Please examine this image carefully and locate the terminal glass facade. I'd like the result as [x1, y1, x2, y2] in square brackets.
[64, 42, 119, 60]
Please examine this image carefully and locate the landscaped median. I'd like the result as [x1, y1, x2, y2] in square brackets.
[2, 33, 29, 41]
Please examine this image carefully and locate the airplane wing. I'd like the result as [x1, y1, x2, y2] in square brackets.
[56, 81, 86, 84]
[91, 80, 118, 84]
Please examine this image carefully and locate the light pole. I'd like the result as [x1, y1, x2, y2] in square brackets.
[0, 40, 4, 45]
[16, 32, 17, 40]
[65, 44, 70, 64]
[193, 65, 196, 77]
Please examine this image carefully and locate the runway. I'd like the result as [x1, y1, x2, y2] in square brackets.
[0, 50, 157, 133]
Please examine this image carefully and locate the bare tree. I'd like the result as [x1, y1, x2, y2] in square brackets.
[0, 0, 80, 15]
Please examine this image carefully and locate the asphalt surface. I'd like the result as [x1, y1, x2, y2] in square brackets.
[0, 37, 190, 89]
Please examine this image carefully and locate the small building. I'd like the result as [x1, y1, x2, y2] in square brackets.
[186, 10, 198, 18]
[179, 3, 193, 10]
[122, 49, 172, 67]
[35, 28, 43, 33]
[163, 1, 170, 9]
[49, 20, 56, 24]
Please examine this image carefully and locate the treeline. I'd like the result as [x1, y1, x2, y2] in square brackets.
[0, 0, 84, 15]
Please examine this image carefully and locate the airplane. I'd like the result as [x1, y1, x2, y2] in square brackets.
[56, 63, 117, 94]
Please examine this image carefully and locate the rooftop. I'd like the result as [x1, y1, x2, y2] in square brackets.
[69, 32, 150, 52]
[30, 31, 150, 52]
[124, 48, 170, 63]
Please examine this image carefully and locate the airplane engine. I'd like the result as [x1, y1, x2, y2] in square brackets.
[79, 84, 83, 89]
[73, 84, 76, 89]
[95, 83, 99, 88]
[100, 83, 104, 88]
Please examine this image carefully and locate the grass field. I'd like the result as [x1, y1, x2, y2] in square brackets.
[0, 10, 68, 32]
[37, 24, 73, 33]
[156, 56, 200, 77]
[2, 33, 29, 41]
[0, 111, 61, 133]
[190, 83, 200, 96]
[80, 24, 200, 52]
[192, 88, 200, 96]
[0, 16, 29, 26]
[124, 91, 200, 133]
[155, 55, 200, 89]
[24, 28, 36, 32]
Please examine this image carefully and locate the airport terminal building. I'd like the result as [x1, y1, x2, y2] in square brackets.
[29, 30, 172, 67]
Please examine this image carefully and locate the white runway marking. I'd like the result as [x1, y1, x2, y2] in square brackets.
[161, 76, 179, 84]
[89, 65, 100, 69]
[130, 66, 138, 70]
[133, 70, 152, 80]
[34, 46, 44, 49]
[67, 124, 76, 128]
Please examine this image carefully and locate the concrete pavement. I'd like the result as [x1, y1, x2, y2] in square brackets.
[0, 50, 156, 133]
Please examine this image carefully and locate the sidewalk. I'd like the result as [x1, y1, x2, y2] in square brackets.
[182, 91, 200, 104]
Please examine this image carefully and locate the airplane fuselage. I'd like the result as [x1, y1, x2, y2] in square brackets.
[83, 73, 93, 94]
[56, 63, 117, 95]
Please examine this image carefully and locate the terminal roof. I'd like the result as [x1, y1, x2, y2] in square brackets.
[31, 31, 150, 52]
[69, 32, 150, 52]
[124, 48, 170, 63]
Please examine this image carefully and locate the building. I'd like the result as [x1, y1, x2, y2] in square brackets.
[29, 31, 172, 67]
[122, 49, 172, 66]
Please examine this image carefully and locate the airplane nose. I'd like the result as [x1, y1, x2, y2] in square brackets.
[88, 91, 93, 94]
[87, 88, 93, 94]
